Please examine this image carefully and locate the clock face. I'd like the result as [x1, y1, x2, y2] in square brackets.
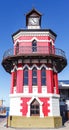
[29, 17, 39, 25]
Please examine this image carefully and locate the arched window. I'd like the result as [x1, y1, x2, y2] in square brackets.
[23, 67, 28, 85]
[49, 42, 52, 54]
[41, 67, 46, 86]
[16, 42, 19, 54]
[13, 69, 17, 86]
[32, 40, 37, 52]
[30, 99, 40, 116]
[32, 67, 37, 85]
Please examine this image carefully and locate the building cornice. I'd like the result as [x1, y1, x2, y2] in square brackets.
[12, 29, 57, 42]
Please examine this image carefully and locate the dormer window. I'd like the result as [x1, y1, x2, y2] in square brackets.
[32, 40, 37, 52]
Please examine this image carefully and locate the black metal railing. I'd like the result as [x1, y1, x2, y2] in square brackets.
[3, 46, 66, 59]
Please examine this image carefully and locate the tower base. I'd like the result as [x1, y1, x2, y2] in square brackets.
[8, 116, 62, 128]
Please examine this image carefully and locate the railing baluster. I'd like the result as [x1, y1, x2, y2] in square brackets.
[3, 46, 66, 60]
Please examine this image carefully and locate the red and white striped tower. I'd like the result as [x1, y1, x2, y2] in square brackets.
[2, 8, 67, 128]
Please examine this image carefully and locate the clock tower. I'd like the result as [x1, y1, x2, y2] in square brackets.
[2, 8, 67, 128]
[26, 8, 41, 29]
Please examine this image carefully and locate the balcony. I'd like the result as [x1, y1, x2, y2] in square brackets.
[2, 46, 67, 73]
[3, 46, 66, 59]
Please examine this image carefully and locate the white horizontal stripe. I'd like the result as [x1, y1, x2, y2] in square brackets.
[13, 31, 56, 42]
[10, 93, 60, 98]
[14, 39, 54, 46]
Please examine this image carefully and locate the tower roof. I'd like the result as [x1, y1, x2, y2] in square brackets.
[26, 8, 42, 17]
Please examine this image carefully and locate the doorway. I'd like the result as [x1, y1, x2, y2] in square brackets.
[30, 99, 40, 116]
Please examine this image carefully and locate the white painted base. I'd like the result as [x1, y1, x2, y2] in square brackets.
[48, 97, 60, 116]
[10, 97, 22, 116]
[9, 93, 60, 117]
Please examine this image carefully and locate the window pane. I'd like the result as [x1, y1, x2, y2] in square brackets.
[31, 110, 34, 114]
[42, 68, 46, 76]
[42, 78, 46, 85]
[36, 110, 39, 114]
[24, 71, 28, 77]
[32, 40, 37, 46]
[24, 67, 28, 85]
[41, 68, 46, 86]
[16, 43, 19, 54]
[36, 105, 39, 109]
[33, 70, 37, 76]
[32, 68, 37, 85]
[32, 40, 37, 52]
[33, 43, 36, 46]
[13, 70, 17, 86]
[31, 105, 35, 109]
[32, 78, 37, 85]
[24, 78, 28, 85]
[32, 47, 37, 52]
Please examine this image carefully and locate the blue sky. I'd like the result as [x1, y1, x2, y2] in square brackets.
[0, 0, 69, 106]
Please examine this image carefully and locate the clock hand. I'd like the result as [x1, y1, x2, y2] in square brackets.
[32, 18, 36, 23]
